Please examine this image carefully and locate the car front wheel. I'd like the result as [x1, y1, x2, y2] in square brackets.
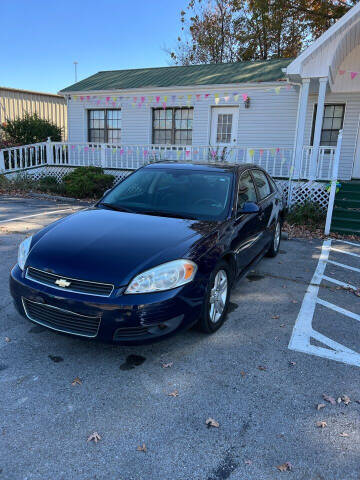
[197, 261, 231, 333]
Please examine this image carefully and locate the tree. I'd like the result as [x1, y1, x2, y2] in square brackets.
[1, 113, 62, 146]
[170, 0, 358, 64]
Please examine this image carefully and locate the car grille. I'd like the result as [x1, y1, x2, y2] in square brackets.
[22, 298, 101, 338]
[26, 267, 114, 297]
[113, 326, 150, 340]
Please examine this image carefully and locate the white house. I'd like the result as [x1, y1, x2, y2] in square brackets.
[2, 2, 360, 234]
[57, 2, 360, 186]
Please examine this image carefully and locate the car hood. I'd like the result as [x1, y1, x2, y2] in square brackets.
[27, 208, 216, 286]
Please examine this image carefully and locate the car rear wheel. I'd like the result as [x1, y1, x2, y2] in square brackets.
[266, 220, 281, 257]
[197, 261, 231, 333]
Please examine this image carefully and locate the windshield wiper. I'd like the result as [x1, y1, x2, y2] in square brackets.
[99, 202, 136, 214]
[139, 209, 198, 220]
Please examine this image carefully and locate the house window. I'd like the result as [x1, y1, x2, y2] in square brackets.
[311, 104, 345, 147]
[88, 109, 121, 143]
[152, 107, 193, 145]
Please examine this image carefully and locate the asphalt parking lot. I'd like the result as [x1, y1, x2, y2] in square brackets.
[1, 196, 360, 480]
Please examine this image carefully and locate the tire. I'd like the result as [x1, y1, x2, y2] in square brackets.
[197, 260, 231, 334]
[266, 219, 281, 257]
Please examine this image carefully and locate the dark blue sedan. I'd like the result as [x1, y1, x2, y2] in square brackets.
[10, 162, 285, 344]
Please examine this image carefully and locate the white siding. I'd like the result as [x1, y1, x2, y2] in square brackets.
[66, 84, 299, 150]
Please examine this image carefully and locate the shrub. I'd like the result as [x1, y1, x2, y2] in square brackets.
[62, 166, 114, 198]
[287, 200, 325, 227]
[0, 173, 36, 193]
[1, 113, 62, 145]
[38, 176, 66, 195]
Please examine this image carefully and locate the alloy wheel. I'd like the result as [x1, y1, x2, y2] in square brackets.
[209, 269, 228, 323]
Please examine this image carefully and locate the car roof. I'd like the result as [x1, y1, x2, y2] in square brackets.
[143, 161, 257, 173]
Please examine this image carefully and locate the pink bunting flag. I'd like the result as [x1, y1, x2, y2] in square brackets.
[106, 97, 110, 102]
[276, 148, 280, 154]
[141, 96, 145, 103]
[224, 95, 230, 102]
[133, 97, 137, 103]
[338, 70, 346, 75]
[193, 149, 199, 155]
[143, 150, 148, 156]
[259, 149, 264, 157]
[96, 100, 101, 105]
[86, 96, 90, 101]
[119, 149, 124, 155]
[156, 96, 160, 103]
[92, 147, 96, 152]
[351, 72, 358, 80]
[211, 150, 217, 158]
[162, 102, 167, 110]
[196, 94, 201, 101]
[242, 94, 248, 101]
[185, 150, 190, 157]
[80, 96, 84, 101]
[84, 146, 89, 152]
[112, 102, 116, 107]
[71, 145, 75, 150]
[205, 94, 210, 99]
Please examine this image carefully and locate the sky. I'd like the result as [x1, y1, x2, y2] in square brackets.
[1, 0, 186, 94]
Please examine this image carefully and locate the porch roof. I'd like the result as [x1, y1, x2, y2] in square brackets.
[60, 58, 292, 93]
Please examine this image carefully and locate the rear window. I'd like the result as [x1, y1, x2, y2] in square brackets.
[252, 170, 271, 200]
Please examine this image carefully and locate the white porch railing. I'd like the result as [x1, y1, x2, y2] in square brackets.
[0, 139, 339, 181]
[301, 145, 336, 180]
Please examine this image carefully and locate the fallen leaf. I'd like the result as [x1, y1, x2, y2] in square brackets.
[354, 289, 360, 297]
[282, 285, 287, 289]
[323, 394, 336, 405]
[137, 443, 147, 452]
[162, 362, 173, 368]
[277, 462, 293, 472]
[206, 418, 219, 428]
[240, 370, 246, 377]
[87, 432, 101, 443]
[337, 397, 342, 404]
[258, 365, 267, 371]
[316, 421, 327, 428]
[316, 403, 326, 411]
[71, 377, 82, 386]
[168, 389, 179, 397]
[291, 300, 298, 304]
[244, 459, 252, 465]
[341, 395, 351, 405]
[4, 337, 11, 343]
[272, 315, 280, 319]
[280, 324, 286, 328]
[339, 432, 349, 437]
[289, 361, 296, 366]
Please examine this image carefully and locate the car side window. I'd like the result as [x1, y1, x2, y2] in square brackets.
[237, 172, 257, 211]
[252, 170, 271, 200]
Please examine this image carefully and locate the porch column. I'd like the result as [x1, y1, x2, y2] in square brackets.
[293, 78, 310, 179]
[309, 77, 328, 179]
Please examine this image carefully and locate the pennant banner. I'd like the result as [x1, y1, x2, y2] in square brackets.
[338, 69, 360, 80]
[70, 84, 294, 106]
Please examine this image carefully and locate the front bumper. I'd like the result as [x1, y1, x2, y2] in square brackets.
[10, 265, 206, 345]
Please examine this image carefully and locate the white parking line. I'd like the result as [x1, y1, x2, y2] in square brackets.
[322, 274, 356, 290]
[330, 247, 360, 258]
[0, 208, 81, 224]
[327, 259, 360, 273]
[289, 238, 360, 367]
[334, 239, 360, 248]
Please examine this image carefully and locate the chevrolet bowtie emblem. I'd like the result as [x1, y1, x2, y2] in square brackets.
[55, 278, 71, 288]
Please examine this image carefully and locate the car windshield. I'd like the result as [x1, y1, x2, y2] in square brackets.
[99, 167, 234, 221]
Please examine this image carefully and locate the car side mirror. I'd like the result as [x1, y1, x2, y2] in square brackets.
[240, 201, 260, 214]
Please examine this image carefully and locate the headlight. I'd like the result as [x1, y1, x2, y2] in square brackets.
[18, 236, 32, 270]
[125, 259, 197, 294]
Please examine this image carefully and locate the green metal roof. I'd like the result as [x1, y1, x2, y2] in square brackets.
[60, 59, 293, 93]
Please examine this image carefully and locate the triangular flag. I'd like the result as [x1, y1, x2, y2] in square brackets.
[249, 149, 255, 158]
[106, 97, 110, 102]
[214, 93, 220, 105]
[224, 95, 230, 102]
[205, 94, 210, 99]
[259, 149, 264, 157]
[338, 70, 346, 75]
[156, 96, 160, 103]
[141, 96, 145, 103]
[242, 94, 248, 101]
[234, 94, 239, 102]
[196, 94, 201, 101]
[162, 102, 167, 110]
[275, 86, 281, 94]
[350, 72, 358, 80]
[164, 95, 168, 103]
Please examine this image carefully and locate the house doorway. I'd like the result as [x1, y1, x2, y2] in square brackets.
[210, 107, 239, 147]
